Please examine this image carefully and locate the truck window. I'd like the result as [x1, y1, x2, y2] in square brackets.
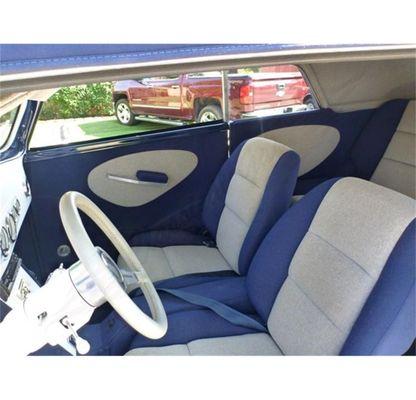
[29, 72, 225, 149]
[226, 64, 318, 121]
[28, 65, 318, 149]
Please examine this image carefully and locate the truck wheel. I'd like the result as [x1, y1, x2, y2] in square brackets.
[197, 105, 223, 123]
[115, 99, 138, 125]
[304, 97, 316, 110]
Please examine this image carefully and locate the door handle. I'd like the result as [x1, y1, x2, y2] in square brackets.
[170, 85, 180, 89]
[136, 170, 168, 184]
[107, 170, 168, 186]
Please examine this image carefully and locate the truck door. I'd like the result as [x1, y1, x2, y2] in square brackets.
[138, 75, 183, 119]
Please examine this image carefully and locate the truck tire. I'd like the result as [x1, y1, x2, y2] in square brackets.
[115, 99, 138, 125]
[197, 104, 223, 123]
[304, 96, 316, 110]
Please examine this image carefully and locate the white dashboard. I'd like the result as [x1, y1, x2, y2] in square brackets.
[0, 155, 39, 306]
[0, 156, 31, 270]
[0, 155, 77, 355]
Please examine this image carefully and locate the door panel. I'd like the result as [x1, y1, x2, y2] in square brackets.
[21, 122, 228, 281]
[88, 149, 198, 207]
[230, 107, 374, 194]
[230, 100, 407, 195]
[261, 125, 340, 176]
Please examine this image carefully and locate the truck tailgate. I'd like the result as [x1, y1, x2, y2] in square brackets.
[250, 72, 305, 108]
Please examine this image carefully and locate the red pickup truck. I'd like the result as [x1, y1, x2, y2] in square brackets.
[112, 68, 314, 126]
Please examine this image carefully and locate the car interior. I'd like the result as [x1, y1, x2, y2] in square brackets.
[0, 45, 414, 356]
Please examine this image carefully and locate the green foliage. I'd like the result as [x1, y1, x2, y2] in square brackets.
[0, 106, 19, 123]
[39, 82, 114, 120]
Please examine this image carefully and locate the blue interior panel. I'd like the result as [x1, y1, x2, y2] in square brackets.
[16, 99, 408, 282]
[19, 122, 228, 281]
[230, 100, 407, 194]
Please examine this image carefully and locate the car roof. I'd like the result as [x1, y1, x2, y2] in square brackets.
[1, 44, 414, 96]
[0, 44, 373, 75]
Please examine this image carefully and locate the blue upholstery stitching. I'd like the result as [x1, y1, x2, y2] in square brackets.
[222, 204, 249, 227]
[395, 129, 415, 136]
[381, 157, 415, 167]
[287, 276, 345, 333]
[309, 230, 373, 279]
[1, 44, 286, 67]
[161, 247, 176, 278]
[234, 172, 263, 190]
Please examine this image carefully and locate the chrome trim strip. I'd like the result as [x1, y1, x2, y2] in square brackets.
[106, 173, 167, 186]
[131, 103, 181, 110]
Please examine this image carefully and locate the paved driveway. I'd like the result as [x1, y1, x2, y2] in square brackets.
[30, 116, 115, 148]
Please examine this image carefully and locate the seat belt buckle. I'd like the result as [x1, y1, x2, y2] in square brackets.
[202, 239, 216, 248]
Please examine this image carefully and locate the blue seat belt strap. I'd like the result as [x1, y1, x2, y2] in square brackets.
[158, 288, 267, 333]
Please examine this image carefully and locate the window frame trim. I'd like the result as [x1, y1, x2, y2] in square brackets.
[26, 63, 320, 151]
[0, 104, 24, 153]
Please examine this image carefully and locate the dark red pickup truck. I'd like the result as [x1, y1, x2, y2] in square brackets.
[112, 67, 313, 125]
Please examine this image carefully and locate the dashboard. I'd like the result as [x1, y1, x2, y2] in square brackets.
[0, 155, 38, 307]
[0, 155, 74, 354]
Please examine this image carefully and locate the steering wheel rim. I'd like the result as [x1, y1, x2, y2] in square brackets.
[59, 191, 167, 339]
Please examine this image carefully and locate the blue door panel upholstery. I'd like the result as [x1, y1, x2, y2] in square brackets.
[230, 100, 409, 194]
[20, 123, 228, 281]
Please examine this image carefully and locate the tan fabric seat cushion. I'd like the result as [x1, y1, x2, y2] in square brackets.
[371, 100, 415, 198]
[125, 333, 282, 356]
[118, 245, 231, 282]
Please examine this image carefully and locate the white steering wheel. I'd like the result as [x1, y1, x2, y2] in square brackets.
[59, 191, 167, 339]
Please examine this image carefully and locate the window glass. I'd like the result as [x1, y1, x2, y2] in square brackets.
[227, 64, 317, 121]
[29, 73, 223, 149]
[0, 106, 19, 149]
[29, 65, 317, 149]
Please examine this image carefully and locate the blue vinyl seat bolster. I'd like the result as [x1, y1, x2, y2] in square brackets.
[246, 177, 341, 321]
[237, 150, 300, 275]
[201, 142, 244, 239]
[341, 219, 416, 355]
[348, 99, 409, 180]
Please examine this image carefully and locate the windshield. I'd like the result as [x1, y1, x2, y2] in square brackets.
[0, 106, 19, 149]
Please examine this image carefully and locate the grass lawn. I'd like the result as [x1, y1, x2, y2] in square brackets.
[79, 119, 168, 139]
